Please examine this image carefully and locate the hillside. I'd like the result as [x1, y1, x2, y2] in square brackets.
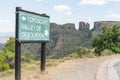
[47, 23, 91, 58]
[21, 21, 120, 59]
[21, 22, 91, 59]
[1, 23, 90, 59]
[1, 21, 119, 59]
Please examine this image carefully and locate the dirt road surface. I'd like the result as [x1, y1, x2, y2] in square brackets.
[40, 55, 120, 80]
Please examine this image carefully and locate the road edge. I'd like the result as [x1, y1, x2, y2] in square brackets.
[96, 55, 120, 80]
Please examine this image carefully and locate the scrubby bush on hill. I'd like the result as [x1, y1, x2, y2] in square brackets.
[0, 37, 15, 71]
[92, 26, 120, 55]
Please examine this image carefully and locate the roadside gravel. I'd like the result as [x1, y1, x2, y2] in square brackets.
[43, 54, 120, 80]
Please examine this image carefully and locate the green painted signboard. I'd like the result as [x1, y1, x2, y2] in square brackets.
[18, 11, 50, 41]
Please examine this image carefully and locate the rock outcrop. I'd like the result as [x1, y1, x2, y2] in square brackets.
[63, 23, 75, 30]
[91, 21, 120, 37]
[79, 22, 90, 30]
[94, 21, 120, 29]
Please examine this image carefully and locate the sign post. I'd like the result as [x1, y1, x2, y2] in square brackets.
[15, 7, 21, 80]
[41, 42, 46, 72]
[15, 7, 50, 80]
[15, 40, 21, 80]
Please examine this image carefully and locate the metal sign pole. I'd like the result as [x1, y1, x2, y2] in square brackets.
[15, 40, 21, 80]
[41, 42, 46, 72]
[15, 7, 21, 80]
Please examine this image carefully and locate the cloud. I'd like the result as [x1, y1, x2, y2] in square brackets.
[36, 0, 44, 2]
[65, 12, 73, 16]
[54, 5, 73, 16]
[78, 0, 120, 6]
[109, 0, 120, 2]
[54, 5, 71, 12]
[108, 13, 120, 18]
[79, 0, 106, 5]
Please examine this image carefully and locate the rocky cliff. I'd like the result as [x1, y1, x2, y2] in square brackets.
[79, 22, 90, 30]
[47, 22, 91, 58]
[91, 21, 120, 37]
[94, 21, 120, 29]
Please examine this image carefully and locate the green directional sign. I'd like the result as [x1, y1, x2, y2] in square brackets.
[18, 11, 50, 41]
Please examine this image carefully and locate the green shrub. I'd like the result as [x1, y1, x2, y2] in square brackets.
[22, 50, 33, 63]
[0, 37, 15, 70]
[69, 52, 79, 58]
[4, 50, 15, 68]
[0, 54, 5, 63]
[73, 47, 95, 58]
[0, 50, 13, 71]
[21, 56, 26, 63]
[85, 52, 95, 58]
[2, 63, 10, 70]
[0, 63, 10, 71]
[101, 49, 114, 56]
[92, 26, 120, 54]
[76, 47, 89, 57]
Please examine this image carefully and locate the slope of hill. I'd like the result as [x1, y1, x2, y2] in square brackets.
[46, 23, 91, 58]
[3, 21, 119, 59]
[21, 23, 91, 59]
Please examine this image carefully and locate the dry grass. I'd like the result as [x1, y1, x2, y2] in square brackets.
[0, 61, 45, 80]
[0, 53, 97, 80]
[0, 58, 67, 80]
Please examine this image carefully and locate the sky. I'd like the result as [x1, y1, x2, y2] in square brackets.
[0, 0, 120, 32]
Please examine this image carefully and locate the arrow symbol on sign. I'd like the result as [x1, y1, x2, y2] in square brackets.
[45, 30, 49, 36]
[22, 16, 26, 21]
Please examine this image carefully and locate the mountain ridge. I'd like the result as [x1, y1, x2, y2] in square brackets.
[91, 21, 120, 37]
[0, 21, 120, 58]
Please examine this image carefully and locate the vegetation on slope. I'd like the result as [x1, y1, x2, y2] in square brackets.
[0, 23, 120, 72]
[92, 26, 120, 55]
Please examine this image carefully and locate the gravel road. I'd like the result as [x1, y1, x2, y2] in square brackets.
[42, 55, 120, 80]
[114, 61, 120, 79]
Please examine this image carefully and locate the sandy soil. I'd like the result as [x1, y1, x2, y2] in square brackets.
[42, 55, 120, 80]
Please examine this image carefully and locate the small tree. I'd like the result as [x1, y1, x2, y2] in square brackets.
[0, 37, 15, 71]
[3, 37, 15, 53]
[92, 26, 120, 55]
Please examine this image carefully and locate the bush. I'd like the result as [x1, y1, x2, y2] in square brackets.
[74, 47, 95, 58]
[101, 49, 114, 56]
[0, 49, 15, 68]
[0, 50, 12, 71]
[69, 52, 79, 58]
[0, 37, 15, 71]
[92, 26, 120, 54]
[0, 63, 10, 71]
[22, 50, 33, 63]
